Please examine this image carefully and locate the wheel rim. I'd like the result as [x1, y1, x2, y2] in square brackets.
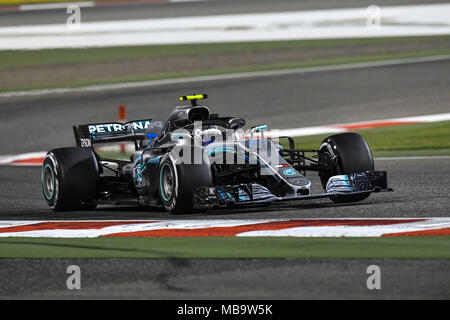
[42, 164, 55, 200]
[160, 163, 174, 201]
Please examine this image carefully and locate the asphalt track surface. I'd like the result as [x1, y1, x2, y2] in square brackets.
[1, 0, 447, 26]
[1, 259, 449, 299]
[0, 59, 449, 299]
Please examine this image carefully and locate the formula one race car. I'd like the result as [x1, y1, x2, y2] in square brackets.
[41, 94, 392, 213]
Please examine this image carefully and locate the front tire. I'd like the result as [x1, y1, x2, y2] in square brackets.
[42, 147, 100, 211]
[319, 132, 374, 203]
[158, 155, 213, 214]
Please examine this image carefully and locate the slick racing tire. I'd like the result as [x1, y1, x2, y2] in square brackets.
[319, 132, 374, 203]
[42, 147, 100, 211]
[158, 155, 213, 214]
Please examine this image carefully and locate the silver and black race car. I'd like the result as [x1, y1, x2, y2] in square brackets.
[41, 94, 392, 213]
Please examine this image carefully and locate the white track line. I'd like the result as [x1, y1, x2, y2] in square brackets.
[3, 154, 447, 166]
[375, 156, 450, 161]
[18, 0, 204, 11]
[1, 54, 449, 99]
[19, 1, 94, 11]
[169, 0, 209, 2]
[273, 112, 450, 137]
[3, 4, 450, 50]
[0, 151, 47, 165]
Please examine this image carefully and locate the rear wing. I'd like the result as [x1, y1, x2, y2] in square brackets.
[73, 119, 162, 147]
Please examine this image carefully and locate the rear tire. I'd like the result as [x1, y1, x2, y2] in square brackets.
[319, 132, 374, 203]
[42, 147, 100, 211]
[158, 155, 213, 214]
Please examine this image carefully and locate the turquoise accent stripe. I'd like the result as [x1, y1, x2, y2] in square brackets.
[42, 164, 54, 200]
[159, 162, 171, 202]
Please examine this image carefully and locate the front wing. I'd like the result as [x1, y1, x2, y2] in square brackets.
[193, 171, 392, 209]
